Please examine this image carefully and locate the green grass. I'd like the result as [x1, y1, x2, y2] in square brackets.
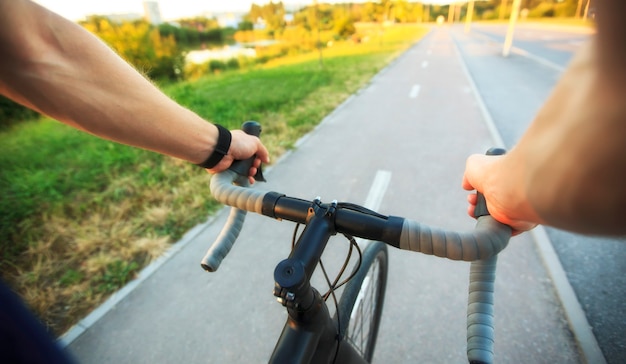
[0, 23, 429, 335]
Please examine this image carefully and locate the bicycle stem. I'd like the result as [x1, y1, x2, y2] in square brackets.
[273, 199, 336, 313]
[270, 200, 341, 364]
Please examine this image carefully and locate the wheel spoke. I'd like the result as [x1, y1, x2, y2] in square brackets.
[346, 259, 381, 356]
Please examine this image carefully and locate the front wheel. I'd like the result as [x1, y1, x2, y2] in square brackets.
[336, 241, 388, 362]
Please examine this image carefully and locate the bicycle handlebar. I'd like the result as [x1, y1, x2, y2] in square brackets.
[204, 169, 511, 267]
[200, 123, 512, 364]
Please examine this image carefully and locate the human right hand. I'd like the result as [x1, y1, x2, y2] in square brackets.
[462, 154, 539, 235]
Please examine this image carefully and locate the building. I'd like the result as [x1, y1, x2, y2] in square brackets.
[143, 1, 163, 25]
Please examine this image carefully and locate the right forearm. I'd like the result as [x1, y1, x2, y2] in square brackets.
[510, 40, 626, 234]
[463, 1, 626, 235]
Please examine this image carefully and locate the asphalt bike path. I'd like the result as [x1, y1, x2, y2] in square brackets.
[452, 23, 623, 363]
[66, 28, 581, 363]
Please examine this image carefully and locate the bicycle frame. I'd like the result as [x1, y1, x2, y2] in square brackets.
[270, 199, 367, 364]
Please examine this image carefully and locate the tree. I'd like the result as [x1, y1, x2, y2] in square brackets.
[81, 17, 182, 80]
[332, 6, 356, 37]
[238, 20, 254, 31]
[176, 16, 219, 31]
[249, 1, 286, 35]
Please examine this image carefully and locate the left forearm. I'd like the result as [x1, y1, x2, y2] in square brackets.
[0, 0, 217, 163]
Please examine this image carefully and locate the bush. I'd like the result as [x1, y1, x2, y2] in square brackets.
[183, 62, 209, 80]
[82, 18, 182, 81]
[208, 60, 227, 72]
[334, 18, 357, 38]
[554, 2, 578, 17]
[528, 3, 555, 18]
[183, 57, 244, 80]
[480, 9, 498, 20]
[226, 58, 240, 70]
[0, 96, 39, 128]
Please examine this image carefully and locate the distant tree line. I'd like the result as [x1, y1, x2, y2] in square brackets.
[157, 17, 226, 48]
[0, 0, 591, 127]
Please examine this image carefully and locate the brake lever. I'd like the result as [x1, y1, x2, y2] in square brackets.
[227, 121, 267, 183]
[229, 157, 266, 182]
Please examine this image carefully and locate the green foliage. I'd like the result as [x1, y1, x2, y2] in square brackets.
[334, 17, 357, 38]
[95, 260, 139, 293]
[0, 120, 150, 260]
[168, 63, 333, 127]
[0, 96, 39, 128]
[422, 0, 584, 21]
[249, 2, 286, 33]
[527, 0, 579, 18]
[176, 16, 219, 31]
[183, 58, 243, 80]
[158, 22, 224, 48]
[529, 3, 556, 17]
[209, 59, 227, 72]
[81, 16, 183, 80]
[59, 269, 84, 287]
[226, 58, 240, 70]
[238, 20, 254, 31]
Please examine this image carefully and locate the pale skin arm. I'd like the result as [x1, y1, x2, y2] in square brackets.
[0, 0, 269, 181]
[463, 0, 626, 236]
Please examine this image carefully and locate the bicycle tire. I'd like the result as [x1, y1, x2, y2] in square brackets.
[336, 241, 388, 363]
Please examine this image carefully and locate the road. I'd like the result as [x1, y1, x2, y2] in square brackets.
[63, 23, 623, 363]
[456, 23, 625, 364]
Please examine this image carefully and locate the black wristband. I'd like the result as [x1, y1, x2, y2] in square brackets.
[196, 124, 232, 169]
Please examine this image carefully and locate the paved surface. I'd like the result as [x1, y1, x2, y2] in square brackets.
[454, 23, 625, 364]
[64, 27, 590, 363]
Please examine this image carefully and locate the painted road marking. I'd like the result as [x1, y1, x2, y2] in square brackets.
[362, 170, 391, 211]
[409, 84, 421, 99]
[357, 170, 391, 248]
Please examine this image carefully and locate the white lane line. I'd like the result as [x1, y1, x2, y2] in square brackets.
[511, 47, 565, 73]
[357, 170, 391, 247]
[469, 30, 566, 74]
[409, 84, 421, 99]
[363, 170, 392, 211]
[422, 60, 429, 68]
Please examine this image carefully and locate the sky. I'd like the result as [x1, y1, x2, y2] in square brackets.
[35, 0, 451, 21]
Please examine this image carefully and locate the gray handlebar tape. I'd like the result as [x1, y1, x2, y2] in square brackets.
[467, 257, 497, 364]
[200, 171, 268, 272]
[210, 170, 267, 214]
[398, 216, 511, 261]
[200, 208, 247, 272]
[398, 216, 510, 364]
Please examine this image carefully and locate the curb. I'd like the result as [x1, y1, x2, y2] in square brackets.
[531, 227, 607, 364]
[58, 217, 215, 347]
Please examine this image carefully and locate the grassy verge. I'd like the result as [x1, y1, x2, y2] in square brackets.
[0, 23, 429, 336]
